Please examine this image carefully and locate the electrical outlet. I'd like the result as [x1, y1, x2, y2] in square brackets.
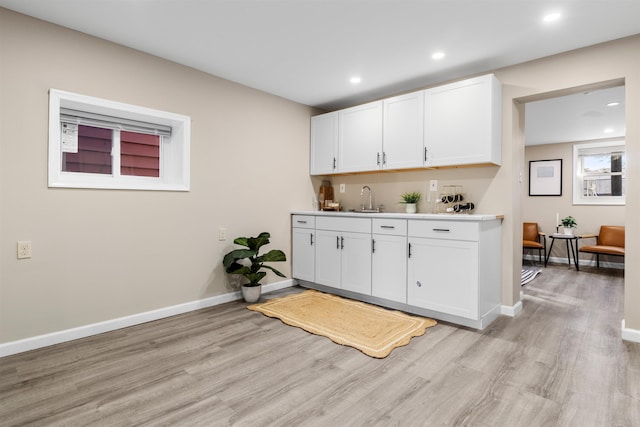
[219, 228, 227, 241]
[17, 241, 32, 259]
[429, 180, 438, 191]
[339, 183, 346, 193]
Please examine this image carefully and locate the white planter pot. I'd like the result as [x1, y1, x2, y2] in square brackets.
[241, 284, 262, 303]
[405, 203, 417, 214]
[563, 227, 575, 235]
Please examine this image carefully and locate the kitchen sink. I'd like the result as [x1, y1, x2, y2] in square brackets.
[348, 208, 382, 213]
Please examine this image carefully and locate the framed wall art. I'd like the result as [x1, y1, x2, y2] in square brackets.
[529, 159, 562, 196]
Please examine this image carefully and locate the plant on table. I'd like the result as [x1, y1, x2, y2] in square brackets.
[560, 216, 577, 228]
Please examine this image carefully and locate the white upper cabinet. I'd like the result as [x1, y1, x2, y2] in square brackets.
[310, 111, 339, 175]
[383, 91, 425, 170]
[338, 101, 383, 173]
[424, 74, 502, 167]
[309, 74, 502, 175]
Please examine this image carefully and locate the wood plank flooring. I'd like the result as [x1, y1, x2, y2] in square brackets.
[1, 264, 639, 426]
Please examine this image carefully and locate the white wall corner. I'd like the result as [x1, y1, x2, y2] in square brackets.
[501, 300, 523, 317]
[0, 279, 295, 358]
[621, 320, 640, 343]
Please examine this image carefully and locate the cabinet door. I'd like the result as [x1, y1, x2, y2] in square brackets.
[315, 229, 341, 288]
[310, 112, 339, 175]
[339, 101, 383, 173]
[292, 228, 315, 282]
[407, 237, 478, 319]
[340, 232, 372, 295]
[424, 74, 501, 167]
[383, 91, 425, 170]
[372, 234, 407, 303]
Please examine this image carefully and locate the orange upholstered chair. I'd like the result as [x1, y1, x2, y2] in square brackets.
[523, 222, 547, 265]
[579, 225, 625, 268]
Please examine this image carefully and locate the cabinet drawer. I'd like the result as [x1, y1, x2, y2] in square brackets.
[316, 216, 371, 233]
[292, 215, 315, 229]
[408, 220, 479, 241]
[372, 219, 407, 236]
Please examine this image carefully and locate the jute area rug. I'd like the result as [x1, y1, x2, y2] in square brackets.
[248, 290, 437, 358]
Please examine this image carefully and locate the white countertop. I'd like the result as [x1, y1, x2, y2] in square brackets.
[291, 211, 504, 222]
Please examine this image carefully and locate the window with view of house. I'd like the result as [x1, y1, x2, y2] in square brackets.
[49, 89, 190, 191]
[573, 140, 625, 205]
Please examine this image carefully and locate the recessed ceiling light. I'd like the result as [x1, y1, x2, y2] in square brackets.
[432, 51, 445, 60]
[543, 12, 561, 22]
[603, 128, 614, 133]
[607, 102, 620, 107]
[350, 76, 361, 84]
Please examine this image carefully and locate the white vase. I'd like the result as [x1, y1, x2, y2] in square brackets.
[241, 284, 262, 303]
[563, 227, 574, 235]
[405, 203, 417, 214]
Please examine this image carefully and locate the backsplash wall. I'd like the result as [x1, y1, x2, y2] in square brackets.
[312, 166, 500, 214]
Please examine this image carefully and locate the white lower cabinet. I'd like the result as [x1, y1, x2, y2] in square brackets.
[292, 229, 315, 282]
[407, 237, 478, 319]
[372, 219, 407, 303]
[292, 215, 316, 282]
[292, 213, 501, 329]
[314, 217, 372, 295]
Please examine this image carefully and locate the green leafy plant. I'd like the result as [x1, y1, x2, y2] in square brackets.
[223, 232, 286, 287]
[561, 216, 577, 228]
[399, 191, 422, 204]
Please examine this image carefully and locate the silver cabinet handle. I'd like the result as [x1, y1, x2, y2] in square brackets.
[383, 152, 387, 165]
[372, 239, 375, 253]
[336, 236, 340, 249]
[340, 236, 344, 249]
[377, 152, 381, 166]
[408, 243, 412, 258]
[310, 233, 314, 246]
[297, 220, 307, 224]
[424, 147, 428, 162]
[433, 228, 450, 232]
[380, 225, 395, 229]
[416, 281, 422, 287]
[333, 157, 337, 170]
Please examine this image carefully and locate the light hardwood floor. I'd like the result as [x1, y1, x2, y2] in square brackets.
[1, 264, 639, 426]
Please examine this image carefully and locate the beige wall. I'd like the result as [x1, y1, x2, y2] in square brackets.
[2, 7, 639, 346]
[0, 9, 315, 343]
[524, 142, 625, 261]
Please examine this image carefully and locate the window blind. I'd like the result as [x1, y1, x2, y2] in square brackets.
[60, 108, 172, 136]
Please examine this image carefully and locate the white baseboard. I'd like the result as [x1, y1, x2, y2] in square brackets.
[622, 320, 640, 343]
[523, 254, 624, 269]
[501, 300, 522, 317]
[0, 279, 295, 358]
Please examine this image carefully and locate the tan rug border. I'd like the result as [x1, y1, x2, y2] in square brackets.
[248, 290, 437, 358]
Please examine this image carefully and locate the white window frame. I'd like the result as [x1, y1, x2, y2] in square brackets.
[573, 140, 625, 205]
[49, 89, 190, 191]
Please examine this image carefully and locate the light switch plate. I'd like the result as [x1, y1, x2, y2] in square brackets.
[429, 180, 438, 191]
[339, 183, 346, 193]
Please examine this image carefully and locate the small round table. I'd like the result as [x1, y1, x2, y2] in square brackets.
[546, 233, 580, 270]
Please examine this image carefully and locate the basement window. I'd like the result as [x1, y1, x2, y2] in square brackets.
[573, 140, 625, 205]
[49, 89, 190, 191]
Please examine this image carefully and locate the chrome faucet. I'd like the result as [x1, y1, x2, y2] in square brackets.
[360, 185, 373, 210]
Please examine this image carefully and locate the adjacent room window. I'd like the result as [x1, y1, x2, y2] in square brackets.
[49, 89, 190, 191]
[573, 140, 625, 205]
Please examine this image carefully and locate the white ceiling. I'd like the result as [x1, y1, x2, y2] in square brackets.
[525, 85, 626, 146]
[0, 0, 636, 142]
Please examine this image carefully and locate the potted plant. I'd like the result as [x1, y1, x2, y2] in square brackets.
[399, 191, 422, 213]
[560, 216, 577, 235]
[223, 232, 286, 303]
